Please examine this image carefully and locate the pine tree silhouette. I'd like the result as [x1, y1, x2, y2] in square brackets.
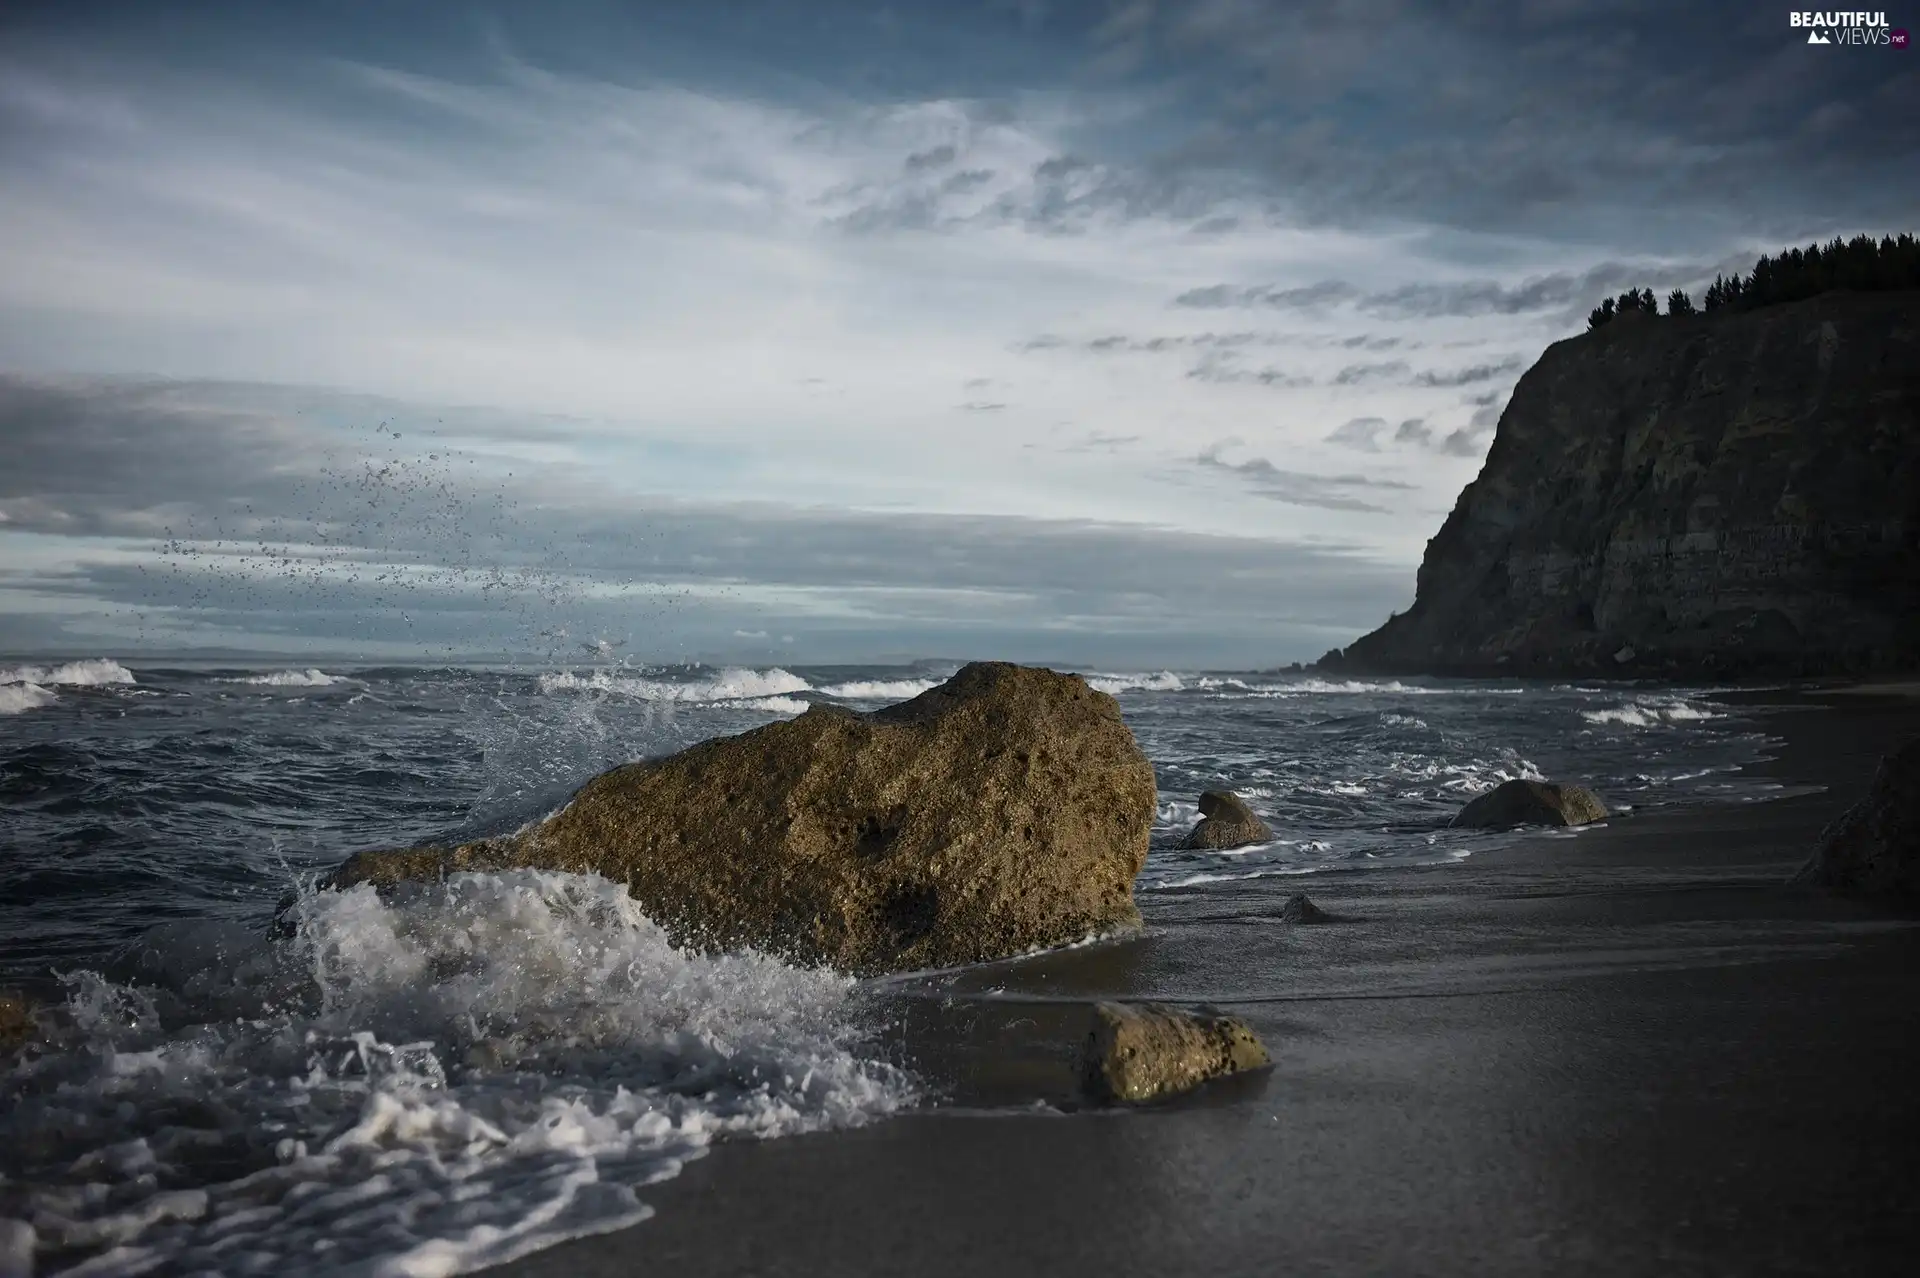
[1600, 233, 1916, 329]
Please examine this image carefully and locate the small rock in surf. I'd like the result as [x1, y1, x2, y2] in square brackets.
[1451, 778, 1608, 828]
[1182, 788, 1274, 849]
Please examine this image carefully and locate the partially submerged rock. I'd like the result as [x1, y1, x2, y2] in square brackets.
[1182, 789, 1273, 850]
[1081, 1001, 1270, 1104]
[321, 662, 1159, 975]
[1452, 779, 1608, 829]
[0, 992, 37, 1051]
[1792, 737, 1920, 901]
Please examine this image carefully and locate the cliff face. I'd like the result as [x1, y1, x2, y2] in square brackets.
[1336, 291, 1920, 678]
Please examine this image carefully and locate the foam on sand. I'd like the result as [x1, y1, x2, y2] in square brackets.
[0, 871, 913, 1277]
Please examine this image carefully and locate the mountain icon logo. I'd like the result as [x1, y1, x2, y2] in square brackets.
[1807, 28, 1831, 43]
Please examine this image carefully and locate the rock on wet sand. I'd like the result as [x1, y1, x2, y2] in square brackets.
[1792, 737, 1920, 901]
[1080, 1002, 1271, 1104]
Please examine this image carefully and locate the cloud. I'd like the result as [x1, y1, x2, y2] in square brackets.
[903, 143, 958, 172]
[1019, 331, 1285, 355]
[1193, 444, 1413, 513]
[1410, 357, 1526, 387]
[1171, 261, 1757, 325]
[0, 375, 1415, 663]
[1184, 355, 1312, 389]
[1331, 361, 1410, 386]
[1326, 417, 1387, 452]
[1393, 418, 1432, 446]
[1127, 2, 1917, 236]
[1175, 280, 1357, 310]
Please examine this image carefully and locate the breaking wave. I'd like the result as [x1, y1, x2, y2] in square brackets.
[0, 658, 136, 688]
[538, 667, 811, 704]
[218, 669, 344, 688]
[0, 683, 58, 715]
[1085, 671, 1186, 694]
[0, 870, 912, 1277]
[0, 658, 137, 715]
[816, 679, 939, 701]
[1582, 700, 1722, 727]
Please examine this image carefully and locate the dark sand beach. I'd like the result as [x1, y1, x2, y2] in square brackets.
[498, 687, 1920, 1278]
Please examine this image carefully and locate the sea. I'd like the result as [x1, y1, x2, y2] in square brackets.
[0, 656, 1789, 1276]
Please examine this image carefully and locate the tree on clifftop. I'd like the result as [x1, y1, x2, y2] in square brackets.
[1593, 233, 1917, 331]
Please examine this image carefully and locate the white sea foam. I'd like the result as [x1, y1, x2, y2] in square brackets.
[7, 678, 61, 713]
[1262, 678, 1504, 695]
[538, 667, 813, 704]
[1, 871, 912, 1277]
[1085, 671, 1186, 694]
[1581, 700, 1721, 727]
[817, 678, 939, 701]
[740, 695, 811, 715]
[0, 682, 58, 714]
[218, 668, 343, 688]
[0, 658, 136, 688]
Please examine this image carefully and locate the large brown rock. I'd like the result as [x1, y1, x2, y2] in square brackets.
[1793, 737, 1920, 901]
[1451, 779, 1608, 829]
[1182, 789, 1274, 850]
[323, 662, 1159, 974]
[1081, 1002, 1271, 1104]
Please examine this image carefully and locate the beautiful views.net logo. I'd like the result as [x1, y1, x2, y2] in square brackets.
[1789, 11, 1906, 44]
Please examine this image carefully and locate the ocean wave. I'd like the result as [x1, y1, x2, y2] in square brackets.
[1086, 671, 1186, 694]
[0, 683, 58, 715]
[741, 695, 811, 715]
[1256, 678, 1527, 696]
[817, 678, 939, 701]
[3, 871, 912, 1277]
[218, 668, 343, 688]
[0, 658, 136, 688]
[538, 666, 812, 703]
[1581, 700, 1721, 727]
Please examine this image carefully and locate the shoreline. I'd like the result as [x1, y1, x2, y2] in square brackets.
[494, 683, 1919, 1278]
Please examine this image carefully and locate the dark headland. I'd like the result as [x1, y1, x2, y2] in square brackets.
[1322, 283, 1919, 679]
[493, 272, 1920, 1277]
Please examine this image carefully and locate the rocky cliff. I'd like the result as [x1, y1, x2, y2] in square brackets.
[1331, 290, 1920, 678]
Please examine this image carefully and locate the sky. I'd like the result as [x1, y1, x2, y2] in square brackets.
[0, 0, 1912, 668]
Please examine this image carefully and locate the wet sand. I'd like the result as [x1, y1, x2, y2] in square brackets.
[497, 687, 1920, 1278]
